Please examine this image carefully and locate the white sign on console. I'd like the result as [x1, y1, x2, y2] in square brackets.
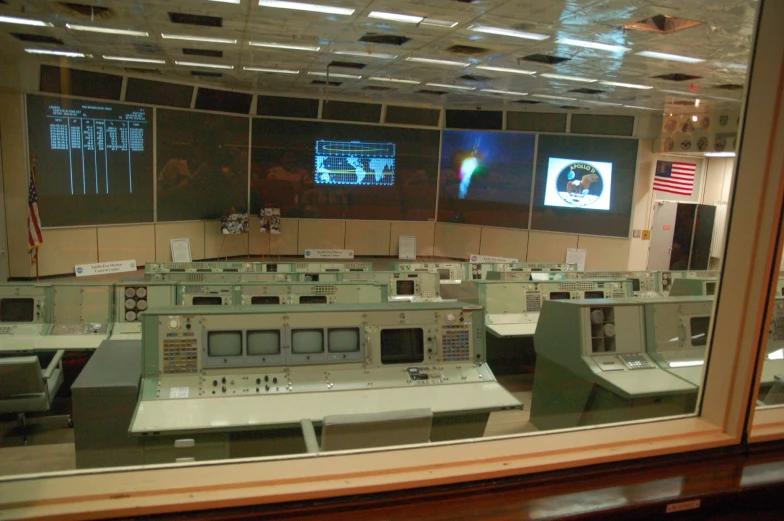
[304, 249, 355, 259]
[75, 259, 137, 277]
[469, 254, 519, 263]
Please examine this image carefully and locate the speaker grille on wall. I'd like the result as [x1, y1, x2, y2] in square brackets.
[570, 114, 635, 136]
[39, 65, 123, 100]
[125, 77, 193, 108]
[445, 109, 502, 130]
[257, 95, 319, 118]
[385, 105, 440, 127]
[194, 87, 252, 114]
[322, 100, 381, 123]
[506, 111, 567, 132]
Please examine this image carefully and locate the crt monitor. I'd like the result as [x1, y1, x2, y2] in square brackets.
[380, 328, 424, 364]
[193, 296, 224, 306]
[251, 296, 281, 305]
[246, 330, 281, 355]
[689, 316, 711, 347]
[328, 328, 360, 353]
[208, 331, 243, 357]
[292, 329, 324, 354]
[396, 280, 416, 296]
[0, 298, 35, 322]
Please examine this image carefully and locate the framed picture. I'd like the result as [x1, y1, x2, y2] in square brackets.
[221, 213, 249, 234]
[170, 238, 192, 262]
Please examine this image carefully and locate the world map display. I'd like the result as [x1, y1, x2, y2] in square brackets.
[314, 140, 396, 186]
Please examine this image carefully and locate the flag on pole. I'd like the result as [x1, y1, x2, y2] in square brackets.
[653, 160, 697, 196]
[28, 160, 44, 264]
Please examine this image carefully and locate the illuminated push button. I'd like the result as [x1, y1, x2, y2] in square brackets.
[136, 287, 147, 298]
[445, 313, 456, 323]
[125, 288, 136, 298]
[125, 298, 136, 310]
[167, 318, 180, 330]
[125, 310, 137, 321]
[136, 299, 148, 311]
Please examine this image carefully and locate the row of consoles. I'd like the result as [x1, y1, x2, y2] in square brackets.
[0, 261, 779, 470]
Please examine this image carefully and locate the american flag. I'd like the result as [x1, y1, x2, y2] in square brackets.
[653, 160, 697, 196]
[28, 161, 43, 262]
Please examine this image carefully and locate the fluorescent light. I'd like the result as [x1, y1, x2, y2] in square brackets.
[669, 360, 704, 368]
[769, 348, 784, 360]
[175, 61, 234, 69]
[368, 11, 422, 24]
[406, 56, 468, 67]
[582, 100, 623, 106]
[556, 38, 630, 53]
[243, 66, 299, 74]
[369, 77, 420, 85]
[541, 73, 597, 83]
[104, 56, 165, 64]
[481, 88, 528, 96]
[25, 49, 86, 58]
[636, 50, 705, 63]
[469, 25, 549, 41]
[308, 71, 361, 79]
[249, 41, 320, 51]
[210, 0, 241, 3]
[66, 24, 148, 37]
[258, 0, 355, 16]
[426, 83, 475, 91]
[476, 65, 536, 75]
[532, 94, 576, 101]
[705, 152, 737, 157]
[600, 81, 653, 90]
[660, 89, 699, 97]
[333, 50, 397, 59]
[623, 105, 662, 111]
[0, 15, 52, 27]
[161, 34, 237, 44]
[421, 18, 458, 28]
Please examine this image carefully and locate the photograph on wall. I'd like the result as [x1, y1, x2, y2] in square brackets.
[531, 135, 638, 238]
[156, 109, 249, 221]
[26, 94, 154, 226]
[260, 207, 281, 234]
[437, 130, 535, 228]
[220, 213, 249, 234]
[250, 118, 439, 221]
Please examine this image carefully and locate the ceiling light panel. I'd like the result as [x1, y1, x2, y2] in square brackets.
[210, 0, 241, 3]
[541, 73, 597, 83]
[532, 94, 577, 101]
[244, 66, 299, 74]
[556, 38, 630, 53]
[636, 50, 705, 63]
[0, 15, 52, 27]
[308, 71, 361, 79]
[175, 60, 234, 69]
[161, 34, 237, 44]
[369, 77, 420, 85]
[421, 19, 458, 28]
[104, 56, 166, 64]
[475, 65, 536, 75]
[469, 25, 549, 41]
[482, 89, 528, 96]
[258, 1, 355, 16]
[600, 81, 653, 90]
[368, 12, 423, 24]
[25, 49, 86, 58]
[406, 57, 468, 66]
[249, 41, 320, 51]
[333, 50, 397, 59]
[66, 24, 149, 37]
[425, 83, 475, 90]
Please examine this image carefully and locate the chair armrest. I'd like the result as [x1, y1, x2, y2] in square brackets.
[43, 350, 65, 380]
[300, 419, 320, 454]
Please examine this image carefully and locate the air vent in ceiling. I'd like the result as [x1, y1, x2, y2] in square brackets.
[623, 14, 703, 34]
[125, 68, 162, 75]
[183, 48, 223, 58]
[447, 45, 491, 56]
[11, 33, 64, 44]
[569, 88, 606, 94]
[329, 61, 366, 69]
[514, 99, 541, 104]
[363, 86, 396, 91]
[715, 83, 744, 90]
[459, 74, 491, 82]
[521, 54, 570, 65]
[168, 12, 222, 27]
[57, 2, 113, 19]
[191, 71, 222, 77]
[134, 43, 164, 54]
[359, 34, 410, 46]
[417, 89, 447, 95]
[654, 73, 702, 82]
[311, 80, 342, 86]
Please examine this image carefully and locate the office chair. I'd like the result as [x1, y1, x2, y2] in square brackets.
[0, 350, 71, 444]
[300, 408, 433, 453]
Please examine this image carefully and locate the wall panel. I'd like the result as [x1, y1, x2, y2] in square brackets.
[479, 227, 529, 261]
[97, 224, 155, 265]
[248, 217, 271, 256]
[345, 221, 391, 256]
[154, 222, 206, 261]
[577, 235, 631, 271]
[526, 231, 578, 263]
[628, 140, 656, 270]
[270, 218, 298, 256]
[433, 222, 481, 259]
[205, 221, 249, 259]
[37, 227, 97, 276]
[297, 219, 344, 255]
[389, 221, 435, 257]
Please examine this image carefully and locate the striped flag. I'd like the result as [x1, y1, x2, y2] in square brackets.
[653, 160, 697, 196]
[28, 161, 44, 263]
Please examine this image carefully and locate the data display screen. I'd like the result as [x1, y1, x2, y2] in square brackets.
[315, 140, 395, 186]
[26, 95, 154, 225]
[0, 298, 35, 323]
[543, 158, 613, 210]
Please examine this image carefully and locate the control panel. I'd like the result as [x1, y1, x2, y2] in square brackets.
[144, 262, 295, 282]
[391, 262, 465, 283]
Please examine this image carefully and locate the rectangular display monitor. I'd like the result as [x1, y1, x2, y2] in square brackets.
[192, 296, 223, 306]
[438, 269, 451, 281]
[584, 290, 605, 299]
[291, 329, 324, 354]
[299, 296, 328, 304]
[0, 298, 35, 322]
[380, 328, 424, 364]
[543, 158, 613, 211]
[208, 331, 242, 357]
[328, 328, 360, 353]
[26, 95, 154, 226]
[705, 282, 716, 296]
[690, 316, 711, 347]
[247, 330, 281, 356]
[315, 140, 395, 186]
[550, 292, 572, 300]
[251, 296, 280, 305]
[396, 280, 415, 296]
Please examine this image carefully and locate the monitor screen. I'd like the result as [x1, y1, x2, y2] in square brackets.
[291, 329, 324, 354]
[208, 331, 242, 357]
[584, 290, 605, 299]
[543, 158, 613, 211]
[631, 278, 641, 292]
[690, 317, 711, 347]
[0, 298, 35, 322]
[550, 292, 572, 300]
[705, 282, 716, 296]
[192, 296, 223, 306]
[299, 296, 328, 304]
[251, 296, 280, 305]
[380, 328, 424, 364]
[396, 280, 415, 296]
[438, 269, 451, 280]
[328, 328, 360, 353]
[247, 330, 280, 356]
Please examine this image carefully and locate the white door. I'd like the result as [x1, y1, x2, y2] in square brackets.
[647, 201, 677, 270]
